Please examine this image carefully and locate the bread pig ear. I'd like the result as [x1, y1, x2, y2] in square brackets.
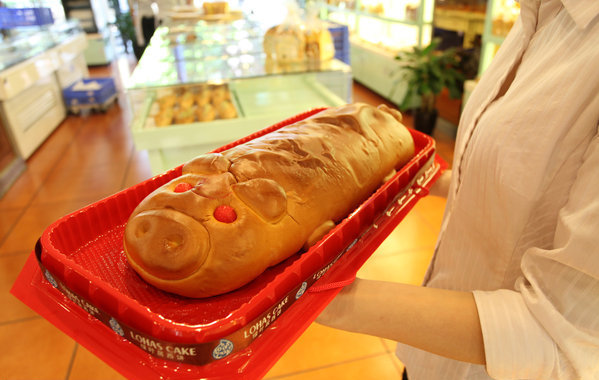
[232, 178, 287, 223]
[183, 153, 231, 175]
[377, 104, 403, 122]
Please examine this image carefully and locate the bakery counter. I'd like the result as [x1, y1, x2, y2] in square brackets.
[141, 37, 265, 63]
[128, 70, 351, 174]
[433, 7, 486, 49]
[126, 19, 353, 174]
[0, 116, 25, 198]
[0, 30, 56, 72]
[0, 26, 88, 159]
[150, 19, 266, 46]
[129, 52, 351, 90]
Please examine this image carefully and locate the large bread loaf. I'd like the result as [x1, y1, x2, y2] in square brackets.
[123, 103, 415, 298]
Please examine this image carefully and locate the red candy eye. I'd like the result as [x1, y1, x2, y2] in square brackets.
[214, 205, 237, 223]
[174, 183, 193, 193]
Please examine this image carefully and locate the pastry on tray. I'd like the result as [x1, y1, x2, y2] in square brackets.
[179, 91, 195, 109]
[196, 103, 216, 122]
[217, 100, 237, 119]
[210, 85, 229, 106]
[203, 1, 229, 14]
[174, 108, 195, 124]
[157, 93, 178, 110]
[154, 109, 174, 127]
[124, 103, 415, 298]
[195, 88, 211, 107]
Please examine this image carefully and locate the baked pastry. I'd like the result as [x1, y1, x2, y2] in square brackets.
[185, 33, 197, 43]
[124, 103, 415, 298]
[203, 1, 229, 14]
[263, 24, 306, 63]
[195, 87, 211, 107]
[217, 100, 237, 119]
[305, 28, 335, 61]
[157, 93, 177, 110]
[196, 103, 216, 122]
[154, 109, 174, 127]
[179, 91, 195, 109]
[210, 85, 229, 106]
[174, 108, 195, 124]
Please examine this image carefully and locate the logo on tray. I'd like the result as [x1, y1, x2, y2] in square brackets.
[296, 281, 308, 299]
[43, 270, 58, 288]
[212, 339, 234, 360]
[109, 318, 125, 337]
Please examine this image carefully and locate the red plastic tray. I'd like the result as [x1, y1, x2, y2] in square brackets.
[12, 108, 444, 379]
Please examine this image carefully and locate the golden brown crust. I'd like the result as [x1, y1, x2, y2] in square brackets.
[196, 103, 216, 122]
[263, 25, 306, 63]
[195, 88, 211, 107]
[217, 100, 237, 119]
[174, 108, 195, 124]
[210, 85, 229, 107]
[203, 1, 229, 14]
[124, 103, 415, 297]
[179, 91, 195, 109]
[154, 109, 174, 127]
[157, 94, 177, 110]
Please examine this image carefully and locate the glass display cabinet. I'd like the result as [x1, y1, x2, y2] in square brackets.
[461, 0, 519, 109]
[62, 0, 115, 65]
[317, 0, 433, 50]
[479, 0, 520, 74]
[315, 0, 434, 106]
[0, 20, 88, 159]
[126, 20, 352, 175]
[433, 0, 486, 49]
[0, 115, 25, 199]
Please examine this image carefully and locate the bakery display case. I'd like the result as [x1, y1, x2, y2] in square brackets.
[317, 0, 433, 50]
[126, 20, 352, 175]
[62, 0, 115, 65]
[479, 0, 520, 74]
[433, 0, 486, 49]
[0, 30, 55, 72]
[0, 20, 88, 158]
[0, 116, 25, 198]
[315, 0, 434, 106]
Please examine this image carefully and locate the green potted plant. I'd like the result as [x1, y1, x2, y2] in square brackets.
[108, 0, 136, 54]
[390, 38, 464, 135]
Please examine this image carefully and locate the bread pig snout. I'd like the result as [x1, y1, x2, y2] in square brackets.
[124, 208, 210, 281]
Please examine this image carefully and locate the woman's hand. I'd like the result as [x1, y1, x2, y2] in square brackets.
[315, 277, 486, 365]
[315, 278, 361, 327]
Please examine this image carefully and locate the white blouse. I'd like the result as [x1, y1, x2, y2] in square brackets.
[396, 0, 599, 378]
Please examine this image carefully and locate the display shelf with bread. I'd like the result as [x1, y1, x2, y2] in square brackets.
[318, 0, 434, 51]
[145, 84, 239, 128]
[0, 20, 88, 159]
[433, 6, 486, 49]
[12, 104, 446, 379]
[144, 37, 265, 62]
[316, 0, 434, 107]
[478, 0, 519, 74]
[129, 73, 350, 175]
[126, 19, 352, 175]
[167, 2, 244, 24]
[149, 19, 266, 48]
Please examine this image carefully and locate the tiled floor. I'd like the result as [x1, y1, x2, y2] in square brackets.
[2, 53, 454, 379]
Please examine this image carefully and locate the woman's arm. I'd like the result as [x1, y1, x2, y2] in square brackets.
[429, 169, 452, 198]
[316, 278, 486, 365]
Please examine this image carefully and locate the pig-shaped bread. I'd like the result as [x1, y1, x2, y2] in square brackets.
[123, 103, 415, 298]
